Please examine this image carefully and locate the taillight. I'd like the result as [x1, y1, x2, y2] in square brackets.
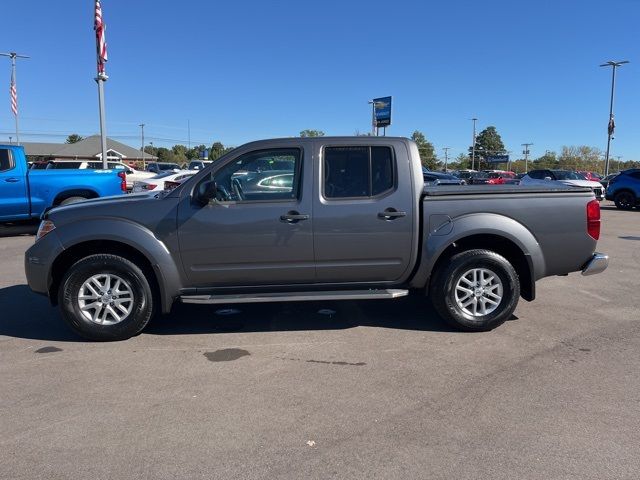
[142, 183, 157, 190]
[117, 171, 127, 192]
[163, 180, 181, 191]
[586, 199, 600, 240]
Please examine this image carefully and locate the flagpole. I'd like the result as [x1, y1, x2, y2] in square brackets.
[96, 74, 108, 169]
[0, 52, 29, 145]
[94, 0, 109, 169]
[12, 56, 20, 145]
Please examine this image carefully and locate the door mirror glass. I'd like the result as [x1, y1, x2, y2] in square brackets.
[544, 176, 552, 181]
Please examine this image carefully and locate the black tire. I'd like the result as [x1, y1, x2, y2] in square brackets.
[58, 254, 155, 341]
[614, 191, 636, 210]
[429, 249, 520, 332]
[59, 196, 88, 206]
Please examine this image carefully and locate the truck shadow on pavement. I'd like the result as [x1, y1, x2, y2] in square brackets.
[0, 222, 39, 238]
[0, 285, 461, 342]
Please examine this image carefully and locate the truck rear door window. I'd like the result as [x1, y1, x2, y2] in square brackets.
[0, 149, 13, 172]
[324, 146, 394, 198]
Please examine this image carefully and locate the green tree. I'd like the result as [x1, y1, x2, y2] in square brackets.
[469, 126, 506, 167]
[448, 153, 471, 170]
[65, 134, 84, 144]
[557, 146, 603, 172]
[532, 151, 558, 170]
[210, 141, 227, 161]
[299, 129, 325, 137]
[411, 130, 438, 169]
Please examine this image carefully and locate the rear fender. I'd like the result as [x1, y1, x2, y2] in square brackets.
[410, 213, 546, 289]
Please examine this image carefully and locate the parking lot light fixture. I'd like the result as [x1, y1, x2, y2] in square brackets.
[600, 60, 629, 176]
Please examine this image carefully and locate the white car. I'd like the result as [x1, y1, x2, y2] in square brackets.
[519, 169, 605, 200]
[47, 160, 155, 191]
[132, 170, 198, 193]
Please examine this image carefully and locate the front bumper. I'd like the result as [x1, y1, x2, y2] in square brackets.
[581, 252, 609, 276]
[24, 230, 65, 296]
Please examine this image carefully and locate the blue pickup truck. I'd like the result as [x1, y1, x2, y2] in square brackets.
[0, 144, 125, 222]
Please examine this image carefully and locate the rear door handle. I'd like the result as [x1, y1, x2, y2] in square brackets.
[280, 211, 310, 223]
[4, 177, 20, 183]
[378, 209, 407, 220]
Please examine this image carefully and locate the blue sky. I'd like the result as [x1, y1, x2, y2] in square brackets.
[1, 0, 639, 160]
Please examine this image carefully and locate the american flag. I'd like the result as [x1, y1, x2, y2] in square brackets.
[94, 0, 108, 75]
[10, 67, 17, 116]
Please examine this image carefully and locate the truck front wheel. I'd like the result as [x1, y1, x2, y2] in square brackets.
[430, 249, 520, 331]
[58, 254, 155, 341]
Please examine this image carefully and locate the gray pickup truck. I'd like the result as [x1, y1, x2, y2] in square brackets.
[25, 137, 608, 341]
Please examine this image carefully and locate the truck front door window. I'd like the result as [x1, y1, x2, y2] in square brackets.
[212, 148, 301, 202]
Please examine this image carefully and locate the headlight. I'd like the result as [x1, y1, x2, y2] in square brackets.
[36, 220, 56, 241]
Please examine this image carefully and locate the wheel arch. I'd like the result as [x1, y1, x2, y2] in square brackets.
[49, 220, 183, 313]
[53, 189, 100, 206]
[411, 214, 546, 301]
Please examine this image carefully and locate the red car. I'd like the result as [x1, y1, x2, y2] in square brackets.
[578, 171, 602, 182]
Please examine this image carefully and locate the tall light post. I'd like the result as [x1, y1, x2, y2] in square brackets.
[600, 60, 629, 176]
[139, 123, 145, 169]
[0, 52, 30, 145]
[442, 147, 450, 172]
[521, 143, 533, 172]
[470, 118, 478, 170]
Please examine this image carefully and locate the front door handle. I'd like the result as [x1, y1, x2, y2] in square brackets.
[378, 208, 407, 220]
[4, 177, 20, 183]
[280, 211, 310, 223]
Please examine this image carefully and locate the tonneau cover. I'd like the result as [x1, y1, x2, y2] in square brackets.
[422, 185, 592, 196]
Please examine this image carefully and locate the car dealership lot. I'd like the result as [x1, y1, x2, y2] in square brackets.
[1, 204, 639, 479]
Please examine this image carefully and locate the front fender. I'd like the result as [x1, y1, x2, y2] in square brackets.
[410, 213, 546, 289]
[54, 218, 183, 313]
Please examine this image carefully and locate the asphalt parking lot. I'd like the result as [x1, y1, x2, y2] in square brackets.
[1, 203, 639, 479]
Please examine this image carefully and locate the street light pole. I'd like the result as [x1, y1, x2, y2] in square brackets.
[139, 123, 145, 169]
[0, 52, 30, 145]
[443, 147, 450, 172]
[600, 60, 629, 176]
[522, 143, 533, 172]
[470, 118, 478, 170]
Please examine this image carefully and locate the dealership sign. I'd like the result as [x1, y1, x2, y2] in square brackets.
[485, 154, 509, 163]
[373, 96, 392, 127]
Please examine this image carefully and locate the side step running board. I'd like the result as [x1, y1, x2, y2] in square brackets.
[180, 289, 409, 305]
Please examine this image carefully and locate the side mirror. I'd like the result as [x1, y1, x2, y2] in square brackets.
[126, 169, 134, 175]
[196, 180, 217, 205]
[544, 176, 552, 181]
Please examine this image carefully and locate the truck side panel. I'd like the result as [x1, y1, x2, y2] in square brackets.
[411, 190, 596, 289]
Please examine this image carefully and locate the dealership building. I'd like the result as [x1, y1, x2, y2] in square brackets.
[21, 135, 157, 164]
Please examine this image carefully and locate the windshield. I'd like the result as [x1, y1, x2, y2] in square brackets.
[159, 163, 180, 170]
[554, 171, 586, 180]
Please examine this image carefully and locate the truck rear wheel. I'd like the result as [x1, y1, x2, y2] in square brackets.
[430, 249, 520, 331]
[58, 254, 155, 341]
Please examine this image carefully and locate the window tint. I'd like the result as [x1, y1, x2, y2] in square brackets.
[528, 170, 544, 179]
[324, 146, 394, 199]
[371, 146, 394, 195]
[0, 149, 13, 172]
[211, 148, 301, 202]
